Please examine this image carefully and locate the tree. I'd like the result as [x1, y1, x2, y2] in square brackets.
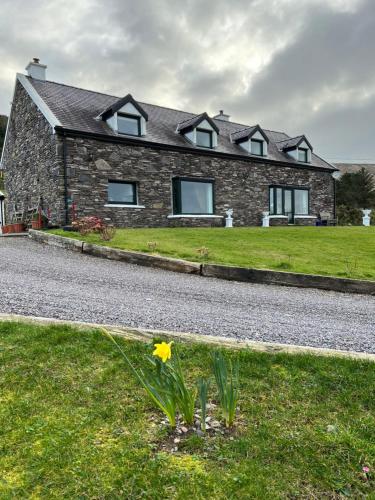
[0, 115, 8, 190]
[336, 168, 375, 209]
[0, 115, 8, 157]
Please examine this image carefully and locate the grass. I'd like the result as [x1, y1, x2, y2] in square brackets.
[0, 321, 374, 498]
[50, 226, 375, 281]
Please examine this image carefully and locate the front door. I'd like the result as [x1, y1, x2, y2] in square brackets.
[284, 189, 294, 223]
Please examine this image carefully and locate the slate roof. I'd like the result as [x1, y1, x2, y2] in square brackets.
[276, 135, 313, 152]
[26, 77, 334, 171]
[230, 124, 269, 144]
[176, 112, 220, 134]
[99, 93, 149, 121]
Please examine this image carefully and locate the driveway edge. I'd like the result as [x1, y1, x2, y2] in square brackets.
[1, 313, 374, 362]
[28, 230, 375, 295]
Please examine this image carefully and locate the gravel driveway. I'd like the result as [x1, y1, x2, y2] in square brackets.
[0, 237, 374, 353]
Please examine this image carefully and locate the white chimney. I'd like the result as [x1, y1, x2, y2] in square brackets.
[213, 110, 230, 122]
[25, 58, 47, 81]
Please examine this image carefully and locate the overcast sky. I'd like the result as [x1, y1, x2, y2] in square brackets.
[1, 0, 374, 161]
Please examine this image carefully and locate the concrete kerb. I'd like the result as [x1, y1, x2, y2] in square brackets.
[28, 230, 375, 295]
[0, 313, 374, 362]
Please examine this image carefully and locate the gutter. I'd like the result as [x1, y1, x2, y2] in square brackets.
[54, 126, 338, 174]
[62, 132, 69, 225]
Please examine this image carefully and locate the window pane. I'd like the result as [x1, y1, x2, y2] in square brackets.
[180, 181, 213, 214]
[269, 188, 274, 214]
[298, 148, 308, 162]
[294, 189, 309, 214]
[251, 140, 263, 156]
[108, 182, 135, 204]
[284, 190, 292, 214]
[276, 188, 283, 214]
[196, 130, 212, 148]
[117, 115, 139, 135]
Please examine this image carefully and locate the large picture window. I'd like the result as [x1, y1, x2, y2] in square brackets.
[173, 178, 214, 215]
[117, 113, 141, 136]
[269, 186, 309, 218]
[108, 180, 137, 205]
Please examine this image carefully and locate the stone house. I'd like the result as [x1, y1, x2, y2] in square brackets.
[1, 59, 337, 228]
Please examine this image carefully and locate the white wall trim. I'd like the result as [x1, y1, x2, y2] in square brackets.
[268, 215, 288, 219]
[167, 214, 223, 219]
[16, 73, 61, 132]
[104, 204, 145, 208]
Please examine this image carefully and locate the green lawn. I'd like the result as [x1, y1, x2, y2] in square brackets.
[50, 226, 375, 280]
[0, 321, 374, 498]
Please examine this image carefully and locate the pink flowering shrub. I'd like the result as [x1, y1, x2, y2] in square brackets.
[72, 216, 105, 236]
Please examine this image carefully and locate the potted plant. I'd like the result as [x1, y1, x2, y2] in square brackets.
[31, 212, 43, 229]
[31, 212, 48, 230]
[13, 221, 26, 233]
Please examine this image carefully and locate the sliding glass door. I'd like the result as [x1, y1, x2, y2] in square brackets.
[269, 186, 309, 223]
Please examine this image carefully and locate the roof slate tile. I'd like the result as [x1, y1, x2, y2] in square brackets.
[27, 77, 333, 170]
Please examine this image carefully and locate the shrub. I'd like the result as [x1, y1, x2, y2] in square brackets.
[147, 241, 157, 252]
[72, 216, 105, 236]
[196, 246, 209, 258]
[337, 205, 363, 226]
[72, 216, 116, 241]
[100, 225, 116, 241]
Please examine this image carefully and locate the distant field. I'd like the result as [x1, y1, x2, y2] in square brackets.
[50, 226, 375, 280]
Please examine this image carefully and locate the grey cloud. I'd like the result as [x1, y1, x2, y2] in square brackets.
[0, 0, 374, 160]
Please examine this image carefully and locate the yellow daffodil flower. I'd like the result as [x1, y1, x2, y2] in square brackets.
[153, 341, 173, 363]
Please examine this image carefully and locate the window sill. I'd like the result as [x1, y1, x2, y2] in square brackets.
[105, 204, 145, 208]
[294, 215, 316, 219]
[268, 215, 288, 219]
[167, 214, 224, 219]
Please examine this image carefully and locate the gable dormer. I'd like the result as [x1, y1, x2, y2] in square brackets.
[276, 135, 313, 163]
[176, 113, 219, 149]
[230, 125, 269, 156]
[99, 94, 148, 137]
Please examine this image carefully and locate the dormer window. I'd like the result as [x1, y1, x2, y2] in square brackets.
[98, 94, 148, 137]
[298, 148, 308, 163]
[117, 113, 141, 136]
[231, 125, 269, 157]
[196, 128, 213, 148]
[276, 135, 312, 164]
[176, 113, 219, 149]
[251, 139, 264, 156]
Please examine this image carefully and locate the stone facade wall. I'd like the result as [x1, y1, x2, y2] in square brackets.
[2, 82, 65, 224]
[64, 135, 335, 227]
